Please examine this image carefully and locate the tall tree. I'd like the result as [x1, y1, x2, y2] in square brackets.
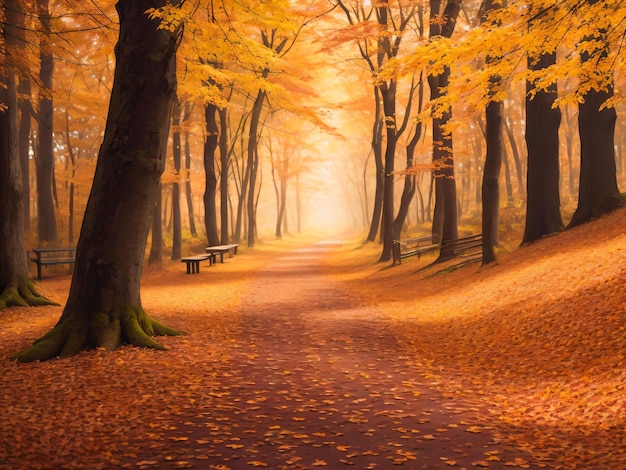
[218, 106, 230, 243]
[568, 1, 622, 227]
[480, 0, 503, 265]
[183, 102, 198, 238]
[204, 101, 220, 246]
[171, 97, 183, 260]
[335, 0, 421, 261]
[0, 0, 55, 309]
[522, 50, 563, 243]
[428, 0, 461, 251]
[393, 74, 425, 239]
[15, 0, 183, 362]
[36, 0, 59, 243]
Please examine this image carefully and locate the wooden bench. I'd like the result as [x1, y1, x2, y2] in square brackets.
[205, 243, 239, 263]
[438, 233, 483, 270]
[392, 236, 439, 265]
[181, 254, 215, 274]
[30, 247, 76, 280]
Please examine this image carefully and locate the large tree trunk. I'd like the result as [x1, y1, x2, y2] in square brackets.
[522, 52, 563, 244]
[204, 103, 220, 246]
[1, 0, 55, 309]
[15, 0, 182, 362]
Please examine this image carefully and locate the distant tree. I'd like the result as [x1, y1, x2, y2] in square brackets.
[480, 0, 502, 265]
[13, 1, 33, 230]
[393, 75, 425, 240]
[15, 0, 183, 361]
[0, 0, 55, 309]
[183, 102, 198, 238]
[218, 106, 230, 243]
[36, 0, 59, 243]
[171, 96, 183, 260]
[335, 0, 421, 261]
[204, 101, 220, 246]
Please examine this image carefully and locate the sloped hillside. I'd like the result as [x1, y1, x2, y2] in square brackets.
[326, 208, 626, 468]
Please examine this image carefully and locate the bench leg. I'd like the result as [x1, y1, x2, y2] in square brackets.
[185, 262, 192, 274]
[37, 264, 42, 280]
[219, 253, 225, 263]
[193, 261, 200, 274]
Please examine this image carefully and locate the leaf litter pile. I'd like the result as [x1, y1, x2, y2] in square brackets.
[1, 211, 625, 469]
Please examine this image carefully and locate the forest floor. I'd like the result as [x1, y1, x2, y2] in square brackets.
[1, 209, 625, 470]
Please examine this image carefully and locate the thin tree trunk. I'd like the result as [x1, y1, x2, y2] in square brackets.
[366, 88, 384, 242]
[18, 78, 32, 230]
[246, 88, 266, 248]
[204, 103, 220, 246]
[36, 0, 58, 243]
[183, 102, 197, 238]
[218, 107, 230, 244]
[171, 97, 182, 260]
[378, 75, 398, 261]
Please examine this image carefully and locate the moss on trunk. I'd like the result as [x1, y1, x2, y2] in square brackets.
[0, 277, 57, 310]
[13, 307, 184, 363]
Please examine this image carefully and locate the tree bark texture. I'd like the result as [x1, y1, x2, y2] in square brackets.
[0, 0, 55, 309]
[522, 52, 563, 244]
[149, 189, 163, 265]
[15, 0, 182, 362]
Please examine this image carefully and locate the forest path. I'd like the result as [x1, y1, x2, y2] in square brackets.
[163, 241, 529, 469]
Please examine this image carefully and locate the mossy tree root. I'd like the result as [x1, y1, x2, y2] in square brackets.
[13, 306, 185, 363]
[0, 278, 58, 310]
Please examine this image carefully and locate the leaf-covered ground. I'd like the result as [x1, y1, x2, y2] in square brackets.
[1, 210, 624, 469]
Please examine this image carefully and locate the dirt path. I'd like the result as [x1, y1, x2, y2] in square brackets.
[157, 242, 532, 469]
